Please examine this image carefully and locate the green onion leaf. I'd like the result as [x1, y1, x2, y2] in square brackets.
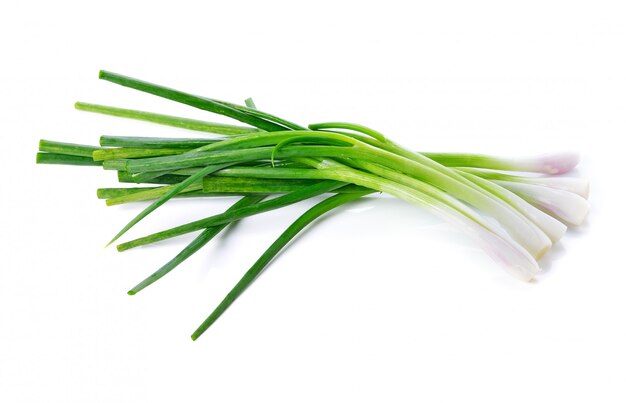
[191, 190, 373, 340]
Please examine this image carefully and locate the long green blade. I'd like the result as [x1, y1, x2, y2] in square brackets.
[105, 182, 204, 206]
[100, 135, 217, 149]
[38, 139, 103, 157]
[116, 180, 346, 251]
[98, 71, 288, 132]
[128, 195, 265, 295]
[36, 152, 102, 166]
[93, 147, 186, 161]
[106, 163, 231, 246]
[75, 102, 259, 135]
[191, 190, 373, 340]
[216, 100, 306, 131]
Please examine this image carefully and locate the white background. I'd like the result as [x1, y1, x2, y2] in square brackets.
[1, 1, 625, 402]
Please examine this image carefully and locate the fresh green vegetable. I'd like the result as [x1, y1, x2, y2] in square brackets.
[36, 71, 589, 340]
[128, 194, 265, 295]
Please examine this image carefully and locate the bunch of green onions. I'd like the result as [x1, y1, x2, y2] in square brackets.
[36, 71, 589, 340]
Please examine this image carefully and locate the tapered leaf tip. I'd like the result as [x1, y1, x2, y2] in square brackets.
[127, 290, 136, 296]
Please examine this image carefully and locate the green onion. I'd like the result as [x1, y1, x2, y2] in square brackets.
[76, 102, 260, 135]
[36, 70, 589, 340]
[191, 190, 373, 340]
[36, 152, 102, 166]
[127, 195, 265, 295]
[115, 180, 347, 251]
[39, 139, 103, 157]
[100, 135, 217, 149]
